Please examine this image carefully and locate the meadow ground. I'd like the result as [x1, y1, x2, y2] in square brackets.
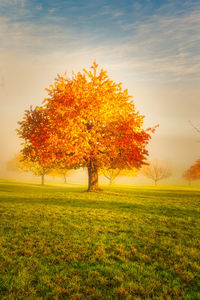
[0, 179, 200, 299]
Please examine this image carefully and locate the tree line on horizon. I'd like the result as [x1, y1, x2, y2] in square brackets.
[6, 153, 72, 185]
[6, 154, 172, 186]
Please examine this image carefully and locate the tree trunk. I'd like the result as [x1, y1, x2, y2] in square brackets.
[87, 162, 99, 191]
[63, 174, 67, 184]
[110, 177, 114, 185]
[41, 173, 44, 185]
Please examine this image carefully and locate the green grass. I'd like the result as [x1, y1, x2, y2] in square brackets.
[0, 179, 200, 299]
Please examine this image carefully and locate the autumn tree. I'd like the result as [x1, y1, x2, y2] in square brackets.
[182, 168, 195, 185]
[189, 120, 200, 136]
[18, 62, 156, 191]
[193, 159, 200, 179]
[49, 166, 73, 184]
[101, 168, 121, 185]
[142, 159, 171, 186]
[100, 167, 138, 185]
[183, 159, 200, 184]
[7, 153, 51, 185]
[26, 162, 50, 185]
[17, 107, 53, 185]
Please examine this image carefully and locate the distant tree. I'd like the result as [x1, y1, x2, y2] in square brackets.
[49, 166, 73, 184]
[6, 153, 51, 185]
[189, 120, 200, 142]
[100, 167, 138, 185]
[25, 161, 50, 186]
[194, 159, 200, 177]
[101, 168, 121, 185]
[189, 120, 200, 134]
[182, 168, 194, 185]
[142, 159, 171, 186]
[17, 107, 53, 185]
[183, 159, 200, 185]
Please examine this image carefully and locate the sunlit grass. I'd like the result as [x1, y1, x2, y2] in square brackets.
[0, 179, 200, 299]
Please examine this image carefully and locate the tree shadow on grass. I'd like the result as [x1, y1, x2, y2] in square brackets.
[0, 181, 199, 220]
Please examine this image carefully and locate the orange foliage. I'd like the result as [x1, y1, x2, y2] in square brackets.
[183, 159, 200, 182]
[18, 62, 156, 191]
[17, 106, 52, 167]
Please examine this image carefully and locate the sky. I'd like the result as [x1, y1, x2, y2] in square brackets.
[0, 0, 200, 183]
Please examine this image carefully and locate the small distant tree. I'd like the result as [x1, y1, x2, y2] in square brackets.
[142, 159, 171, 186]
[194, 159, 200, 178]
[100, 167, 138, 185]
[182, 168, 194, 185]
[101, 168, 121, 185]
[7, 153, 51, 185]
[183, 159, 200, 185]
[189, 120, 200, 134]
[189, 120, 200, 144]
[26, 162, 50, 186]
[17, 107, 53, 185]
[49, 167, 73, 184]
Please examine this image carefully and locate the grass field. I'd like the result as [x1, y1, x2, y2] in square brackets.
[0, 179, 200, 299]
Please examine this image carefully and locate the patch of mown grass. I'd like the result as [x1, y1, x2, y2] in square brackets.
[0, 179, 200, 299]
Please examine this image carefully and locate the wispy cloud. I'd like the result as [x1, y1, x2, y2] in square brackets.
[98, 5, 124, 19]
[116, 2, 200, 83]
[0, 0, 26, 7]
[48, 8, 57, 14]
[36, 4, 42, 11]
